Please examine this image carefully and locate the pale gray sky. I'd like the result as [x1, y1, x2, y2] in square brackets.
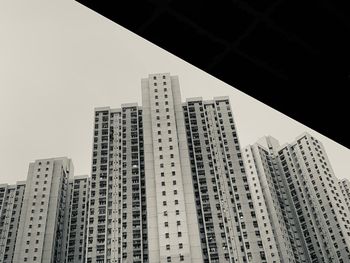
[1, 0, 349, 184]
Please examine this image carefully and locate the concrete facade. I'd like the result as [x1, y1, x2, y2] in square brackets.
[243, 137, 307, 263]
[13, 157, 73, 263]
[183, 97, 269, 263]
[86, 104, 148, 263]
[278, 133, 350, 262]
[142, 73, 203, 263]
[244, 134, 350, 263]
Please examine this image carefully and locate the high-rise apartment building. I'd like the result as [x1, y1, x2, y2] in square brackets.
[65, 175, 90, 263]
[243, 137, 307, 263]
[183, 97, 268, 263]
[277, 133, 350, 263]
[0, 181, 26, 263]
[142, 73, 203, 263]
[244, 133, 350, 263]
[87, 104, 147, 263]
[13, 157, 73, 263]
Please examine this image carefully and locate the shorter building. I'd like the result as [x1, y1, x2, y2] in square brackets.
[13, 157, 73, 263]
[0, 181, 26, 263]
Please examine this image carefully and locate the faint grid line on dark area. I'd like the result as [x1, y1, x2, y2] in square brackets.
[75, 0, 350, 149]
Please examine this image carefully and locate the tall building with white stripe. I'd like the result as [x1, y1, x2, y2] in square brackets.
[142, 73, 203, 263]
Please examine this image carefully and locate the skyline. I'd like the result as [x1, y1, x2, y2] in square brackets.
[1, 74, 349, 263]
[1, 0, 350, 184]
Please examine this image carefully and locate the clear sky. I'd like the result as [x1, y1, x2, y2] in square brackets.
[1, 0, 349, 184]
